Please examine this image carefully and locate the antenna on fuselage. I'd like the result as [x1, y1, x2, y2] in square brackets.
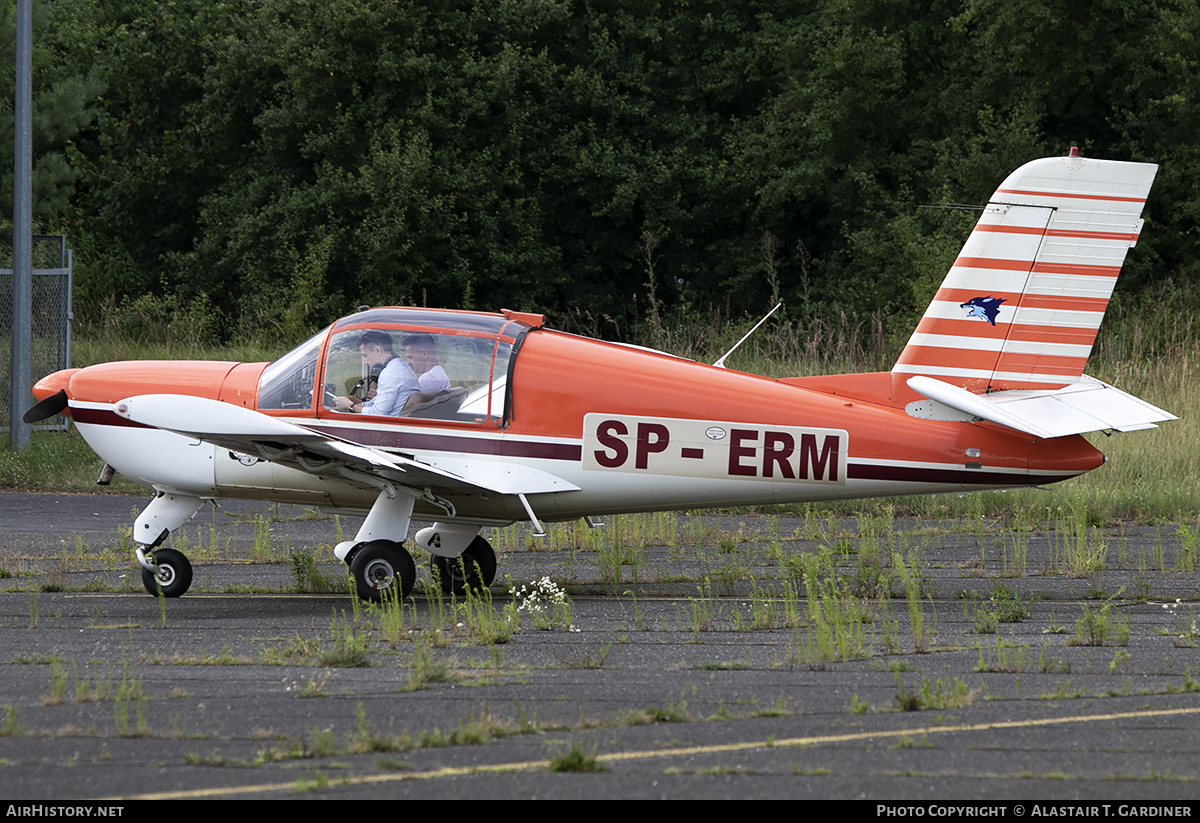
[713, 303, 783, 369]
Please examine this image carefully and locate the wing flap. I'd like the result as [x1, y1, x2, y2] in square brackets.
[417, 456, 580, 495]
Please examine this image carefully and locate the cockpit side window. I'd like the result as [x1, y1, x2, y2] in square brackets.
[320, 327, 512, 424]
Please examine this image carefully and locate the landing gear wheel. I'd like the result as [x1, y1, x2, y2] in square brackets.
[350, 540, 416, 603]
[431, 535, 497, 596]
[141, 548, 193, 598]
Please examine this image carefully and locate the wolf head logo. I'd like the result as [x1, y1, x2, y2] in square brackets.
[960, 296, 1005, 326]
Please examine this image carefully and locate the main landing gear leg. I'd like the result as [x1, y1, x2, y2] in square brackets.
[335, 488, 417, 602]
[134, 492, 203, 598]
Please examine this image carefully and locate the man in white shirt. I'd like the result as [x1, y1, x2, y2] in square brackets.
[403, 334, 451, 407]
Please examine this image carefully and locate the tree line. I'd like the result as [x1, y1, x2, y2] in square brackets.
[5, 0, 1198, 342]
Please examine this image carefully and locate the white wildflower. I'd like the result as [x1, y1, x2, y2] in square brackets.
[509, 576, 574, 631]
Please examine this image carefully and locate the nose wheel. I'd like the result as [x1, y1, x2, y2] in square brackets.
[140, 548, 193, 598]
[350, 540, 416, 602]
[431, 535, 497, 596]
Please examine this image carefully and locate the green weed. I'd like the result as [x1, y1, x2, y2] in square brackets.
[112, 673, 150, 737]
[893, 551, 930, 653]
[964, 584, 1027, 634]
[374, 583, 408, 645]
[973, 636, 1032, 673]
[548, 742, 606, 772]
[894, 676, 973, 711]
[405, 629, 453, 690]
[646, 694, 692, 723]
[260, 613, 370, 668]
[289, 550, 342, 593]
[457, 585, 518, 644]
[790, 550, 876, 667]
[1177, 522, 1200, 573]
[1070, 596, 1131, 647]
[0, 705, 25, 737]
[184, 749, 227, 767]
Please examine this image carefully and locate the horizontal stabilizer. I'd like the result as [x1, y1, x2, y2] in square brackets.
[906, 375, 1176, 439]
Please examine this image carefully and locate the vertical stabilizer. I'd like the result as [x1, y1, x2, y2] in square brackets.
[892, 152, 1156, 395]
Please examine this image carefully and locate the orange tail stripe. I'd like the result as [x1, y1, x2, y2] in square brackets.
[1045, 228, 1140, 242]
[912, 316, 1099, 340]
[1006, 326, 1100, 347]
[972, 224, 1139, 242]
[893, 346, 1001, 370]
[972, 224, 1047, 236]
[953, 256, 1034, 271]
[1030, 261, 1122, 278]
[913, 317, 1100, 345]
[913, 317, 1010, 339]
[902, 331, 1099, 359]
[1017, 294, 1110, 312]
[933, 287, 1023, 305]
[932, 288, 1110, 313]
[994, 351, 1090, 373]
[996, 187, 1147, 204]
[950, 257, 1123, 278]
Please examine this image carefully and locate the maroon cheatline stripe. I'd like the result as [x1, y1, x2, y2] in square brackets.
[847, 463, 1075, 486]
[301, 424, 584, 461]
[72, 407, 151, 429]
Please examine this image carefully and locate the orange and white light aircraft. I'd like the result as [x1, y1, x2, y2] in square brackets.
[27, 151, 1175, 601]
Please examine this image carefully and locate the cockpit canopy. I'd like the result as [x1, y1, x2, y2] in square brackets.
[256, 307, 540, 425]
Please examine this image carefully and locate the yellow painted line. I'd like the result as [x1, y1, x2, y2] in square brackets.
[112, 703, 1200, 800]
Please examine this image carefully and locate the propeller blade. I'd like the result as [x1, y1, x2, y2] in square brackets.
[23, 389, 68, 423]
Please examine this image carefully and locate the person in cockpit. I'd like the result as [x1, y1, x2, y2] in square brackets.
[332, 330, 417, 415]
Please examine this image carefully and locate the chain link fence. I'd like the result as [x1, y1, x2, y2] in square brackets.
[1, 235, 73, 431]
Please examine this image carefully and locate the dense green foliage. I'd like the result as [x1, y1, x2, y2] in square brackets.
[13, 0, 1200, 341]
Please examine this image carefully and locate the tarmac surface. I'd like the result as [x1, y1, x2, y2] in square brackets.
[1, 491, 1199, 800]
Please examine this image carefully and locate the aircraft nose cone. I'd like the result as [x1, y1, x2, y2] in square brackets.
[31, 367, 78, 400]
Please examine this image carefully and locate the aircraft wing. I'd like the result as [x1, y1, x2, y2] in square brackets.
[906, 375, 1177, 439]
[113, 394, 579, 497]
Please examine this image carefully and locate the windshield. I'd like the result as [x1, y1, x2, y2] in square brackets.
[257, 326, 329, 411]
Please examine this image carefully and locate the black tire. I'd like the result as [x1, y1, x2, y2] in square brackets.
[141, 548, 193, 598]
[431, 535, 497, 596]
[350, 540, 416, 603]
